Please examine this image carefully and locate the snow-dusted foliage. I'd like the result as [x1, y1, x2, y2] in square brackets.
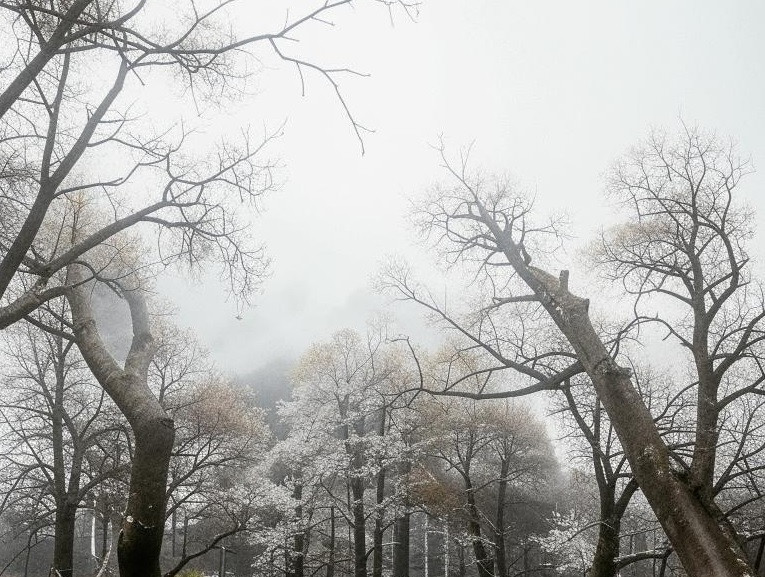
[534, 511, 597, 575]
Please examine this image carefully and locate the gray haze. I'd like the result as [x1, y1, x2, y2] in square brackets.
[156, 1, 765, 377]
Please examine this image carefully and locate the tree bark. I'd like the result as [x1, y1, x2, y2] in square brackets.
[52, 502, 77, 577]
[327, 506, 336, 577]
[351, 476, 367, 577]
[373, 467, 386, 577]
[494, 457, 509, 577]
[116, 386, 175, 577]
[465, 486, 494, 577]
[373, 408, 387, 577]
[590, 509, 620, 577]
[288, 482, 305, 577]
[392, 459, 411, 577]
[67, 267, 174, 577]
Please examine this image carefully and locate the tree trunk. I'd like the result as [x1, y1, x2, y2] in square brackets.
[327, 507, 336, 577]
[68, 269, 174, 577]
[52, 502, 77, 577]
[590, 510, 620, 577]
[373, 408, 387, 577]
[373, 467, 386, 577]
[466, 488, 494, 577]
[443, 522, 450, 577]
[118, 406, 175, 577]
[352, 476, 367, 577]
[101, 508, 110, 561]
[393, 459, 411, 577]
[288, 483, 305, 577]
[483, 216, 755, 577]
[494, 457, 510, 577]
[755, 534, 765, 572]
[424, 514, 429, 577]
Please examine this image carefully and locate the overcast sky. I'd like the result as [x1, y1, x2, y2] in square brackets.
[155, 1, 765, 377]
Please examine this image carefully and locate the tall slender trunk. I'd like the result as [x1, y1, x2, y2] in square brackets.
[424, 514, 429, 577]
[51, 337, 84, 577]
[444, 522, 450, 577]
[288, 482, 305, 577]
[171, 509, 177, 557]
[101, 507, 109, 560]
[392, 460, 411, 577]
[466, 487, 494, 577]
[327, 507, 336, 577]
[494, 457, 509, 577]
[372, 409, 387, 577]
[352, 476, 367, 577]
[755, 534, 765, 571]
[372, 466, 386, 577]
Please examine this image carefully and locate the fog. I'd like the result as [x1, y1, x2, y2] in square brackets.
[147, 1, 765, 381]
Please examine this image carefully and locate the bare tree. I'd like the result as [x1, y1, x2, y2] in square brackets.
[0, 3, 420, 574]
[592, 125, 765, 543]
[66, 263, 172, 577]
[0, 0, 419, 330]
[0, 304, 128, 577]
[381, 137, 756, 576]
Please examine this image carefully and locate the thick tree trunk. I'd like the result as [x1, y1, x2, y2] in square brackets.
[68, 269, 174, 577]
[392, 512, 410, 577]
[482, 212, 755, 577]
[118, 404, 174, 577]
[52, 502, 77, 577]
[590, 510, 620, 577]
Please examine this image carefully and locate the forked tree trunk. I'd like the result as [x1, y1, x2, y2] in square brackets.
[480, 208, 754, 577]
[68, 267, 174, 577]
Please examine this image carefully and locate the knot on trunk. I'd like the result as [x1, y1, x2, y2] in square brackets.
[593, 357, 632, 378]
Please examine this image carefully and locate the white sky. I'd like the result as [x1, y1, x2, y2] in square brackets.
[156, 1, 765, 376]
